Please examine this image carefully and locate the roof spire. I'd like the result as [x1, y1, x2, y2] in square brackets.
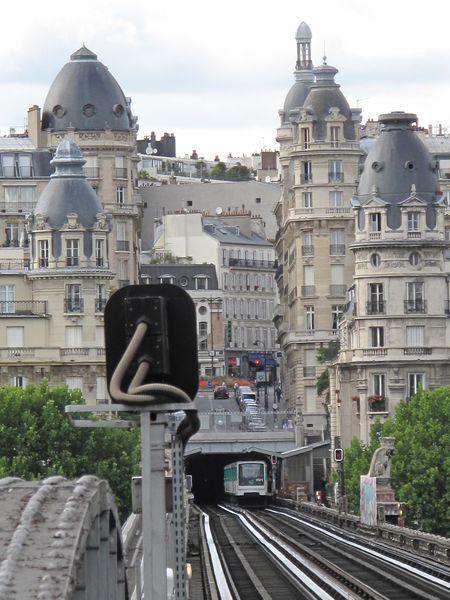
[295, 22, 313, 71]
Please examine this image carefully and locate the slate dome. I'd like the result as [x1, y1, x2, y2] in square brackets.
[41, 46, 134, 132]
[303, 61, 356, 140]
[34, 138, 104, 258]
[357, 112, 439, 228]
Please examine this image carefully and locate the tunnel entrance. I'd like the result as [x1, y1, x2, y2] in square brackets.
[185, 451, 272, 504]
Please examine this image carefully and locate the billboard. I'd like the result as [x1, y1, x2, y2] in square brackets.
[360, 475, 377, 526]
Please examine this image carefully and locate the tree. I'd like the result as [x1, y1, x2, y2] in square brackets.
[226, 164, 251, 180]
[137, 169, 150, 180]
[0, 381, 140, 520]
[383, 387, 450, 536]
[211, 161, 227, 178]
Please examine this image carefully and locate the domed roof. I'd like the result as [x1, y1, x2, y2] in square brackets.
[281, 22, 314, 124]
[296, 22, 312, 42]
[357, 112, 439, 228]
[41, 45, 135, 132]
[34, 138, 104, 258]
[303, 60, 356, 140]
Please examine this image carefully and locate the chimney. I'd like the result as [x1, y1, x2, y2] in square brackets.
[27, 105, 44, 148]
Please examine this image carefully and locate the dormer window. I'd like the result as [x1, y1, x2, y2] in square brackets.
[195, 276, 208, 290]
[370, 212, 381, 232]
[66, 239, 79, 267]
[407, 211, 420, 231]
[39, 239, 49, 267]
[301, 127, 310, 149]
[330, 126, 339, 148]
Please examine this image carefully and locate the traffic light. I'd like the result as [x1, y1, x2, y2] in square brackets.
[334, 448, 344, 462]
[254, 358, 260, 366]
[227, 321, 232, 342]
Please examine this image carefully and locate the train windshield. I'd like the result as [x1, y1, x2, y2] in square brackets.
[238, 463, 264, 486]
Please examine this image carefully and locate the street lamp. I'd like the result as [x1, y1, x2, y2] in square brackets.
[254, 339, 268, 411]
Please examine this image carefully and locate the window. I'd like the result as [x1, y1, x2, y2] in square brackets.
[11, 375, 25, 388]
[65, 284, 82, 312]
[408, 373, 424, 399]
[4, 186, 35, 211]
[198, 322, 208, 351]
[96, 284, 106, 312]
[407, 212, 420, 231]
[221, 249, 227, 266]
[370, 212, 381, 232]
[84, 155, 98, 178]
[65, 326, 82, 348]
[369, 326, 384, 347]
[368, 283, 384, 314]
[305, 306, 315, 330]
[7, 326, 23, 347]
[116, 186, 125, 205]
[330, 229, 344, 255]
[302, 230, 313, 255]
[329, 191, 342, 207]
[18, 154, 32, 177]
[95, 239, 104, 267]
[195, 276, 208, 290]
[301, 127, 310, 149]
[302, 191, 312, 208]
[66, 376, 83, 391]
[96, 326, 104, 348]
[96, 376, 107, 404]
[405, 281, 425, 312]
[1, 155, 15, 177]
[0, 284, 15, 314]
[115, 157, 127, 178]
[5, 223, 19, 246]
[371, 373, 386, 396]
[160, 275, 174, 284]
[330, 126, 339, 148]
[116, 222, 129, 251]
[39, 239, 49, 267]
[301, 161, 312, 183]
[370, 253, 381, 267]
[66, 239, 79, 267]
[118, 260, 129, 286]
[330, 264, 345, 296]
[329, 160, 343, 182]
[409, 252, 420, 266]
[331, 305, 344, 330]
[302, 265, 315, 296]
[406, 325, 424, 348]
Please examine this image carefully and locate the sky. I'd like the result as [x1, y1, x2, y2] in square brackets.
[2, 0, 450, 160]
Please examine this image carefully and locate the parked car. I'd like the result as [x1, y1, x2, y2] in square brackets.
[213, 385, 229, 399]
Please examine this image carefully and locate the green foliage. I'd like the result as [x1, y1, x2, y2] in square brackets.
[226, 163, 251, 180]
[385, 387, 450, 535]
[316, 339, 340, 363]
[137, 169, 150, 180]
[211, 161, 227, 177]
[0, 381, 140, 521]
[316, 369, 329, 396]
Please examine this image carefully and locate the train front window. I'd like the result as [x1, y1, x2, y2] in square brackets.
[238, 463, 264, 486]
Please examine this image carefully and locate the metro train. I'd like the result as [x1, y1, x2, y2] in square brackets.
[223, 460, 271, 505]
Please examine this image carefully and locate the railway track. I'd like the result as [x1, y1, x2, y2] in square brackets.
[199, 504, 450, 599]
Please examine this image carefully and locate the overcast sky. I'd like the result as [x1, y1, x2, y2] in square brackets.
[2, 0, 450, 160]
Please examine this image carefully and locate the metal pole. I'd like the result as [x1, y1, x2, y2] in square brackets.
[210, 298, 214, 379]
[264, 345, 268, 411]
[141, 411, 168, 600]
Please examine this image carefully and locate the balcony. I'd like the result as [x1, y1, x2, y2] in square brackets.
[64, 298, 84, 313]
[363, 348, 388, 357]
[369, 232, 382, 240]
[115, 167, 127, 178]
[95, 298, 107, 312]
[83, 167, 100, 178]
[367, 301, 385, 314]
[0, 259, 30, 271]
[228, 258, 275, 269]
[407, 231, 421, 239]
[8, 348, 35, 359]
[0, 300, 47, 316]
[116, 240, 130, 251]
[403, 347, 432, 355]
[301, 285, 316, 297]
[0, 201, 34, 212]
[329, 244, 345, 255]
[329, 285, 347, 297]
[61, 348, 90, 357]
[404, 299, 426, 313]
[329, 172, 343, 183]
[368, 395, 387, 412]
[302, 245, 314, 256]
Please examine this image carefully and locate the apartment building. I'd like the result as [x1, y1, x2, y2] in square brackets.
[274, 22, 362, 438]
[329, 112, 450, 447]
